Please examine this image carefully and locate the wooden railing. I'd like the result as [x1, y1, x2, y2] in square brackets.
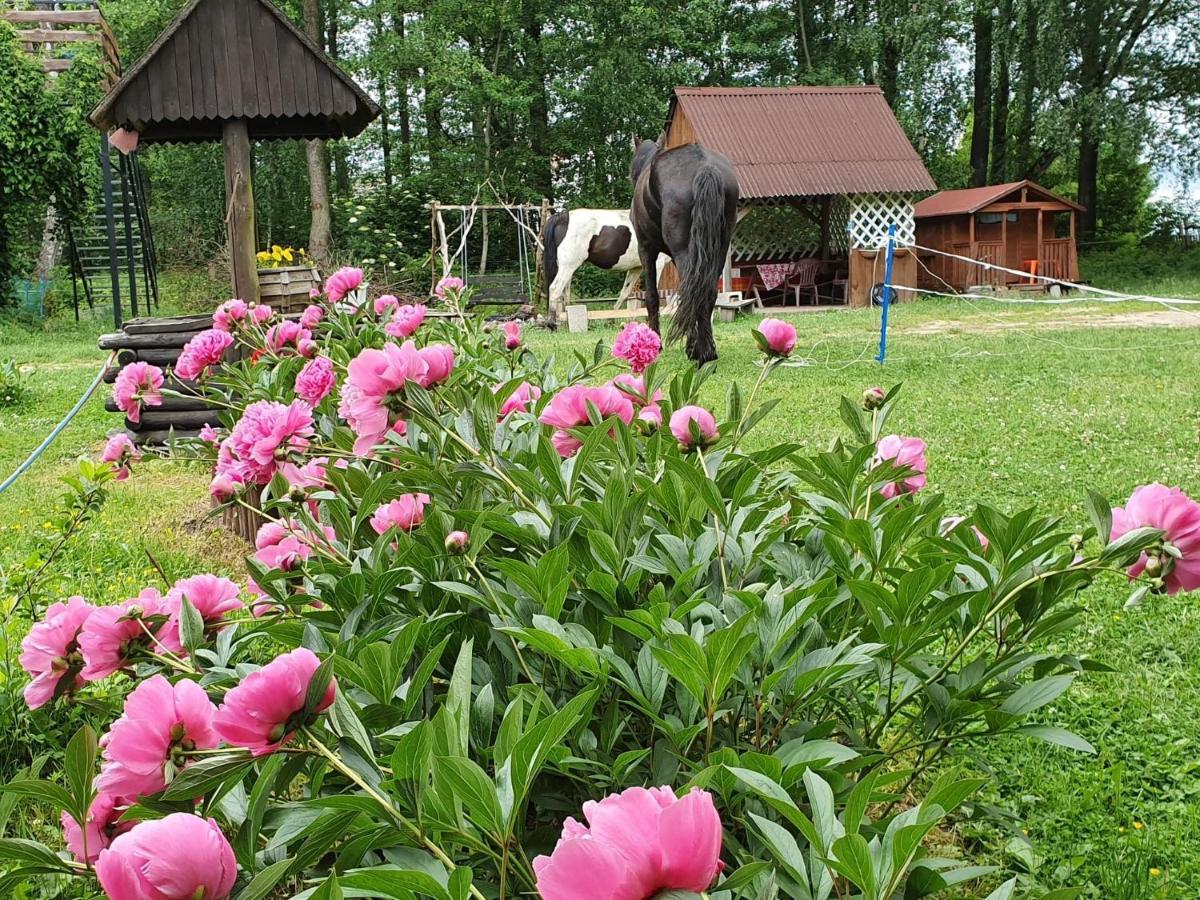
[945, 241, 1005, 288]
[1039, 238, 1075, 283]
[2, 8, 120, 82]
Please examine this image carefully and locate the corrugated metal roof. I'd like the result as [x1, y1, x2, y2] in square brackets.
[670, 86, 936, 199]
[914, 180, 1084, 217]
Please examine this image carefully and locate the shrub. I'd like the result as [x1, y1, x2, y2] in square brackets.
[0, 357, 26, 407]
[3, 281, 1175, 900]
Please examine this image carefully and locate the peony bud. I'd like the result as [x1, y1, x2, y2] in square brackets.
[862, 386, 886, 410]
[445, 530, 470, 554]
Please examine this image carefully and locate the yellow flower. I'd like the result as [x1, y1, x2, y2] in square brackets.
[1150, 868, 1162, 877]
[256, 251, 271, 262]
[1133, 821, 1144, 830]
[281, 248, 294, 263]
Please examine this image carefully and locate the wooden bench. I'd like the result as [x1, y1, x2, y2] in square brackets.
[714, 291, 753, 323]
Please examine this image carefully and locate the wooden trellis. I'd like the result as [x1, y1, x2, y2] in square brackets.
[846, 193, 918, 249]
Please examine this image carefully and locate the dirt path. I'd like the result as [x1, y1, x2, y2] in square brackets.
[901, 307, 1200, 336]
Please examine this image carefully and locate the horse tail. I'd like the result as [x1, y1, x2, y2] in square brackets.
[543, 210, 568, 298]
[670, 165, 728, 356]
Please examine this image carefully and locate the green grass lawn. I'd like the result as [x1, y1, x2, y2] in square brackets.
[1, 291, 1198, 895]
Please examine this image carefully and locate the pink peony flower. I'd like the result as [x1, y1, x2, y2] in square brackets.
[225, 400, 314, 485]
[325, 266, 364, 303]
[254, 519, 337, 572]
[212, 299, 249, 332]
[873, 435, 928, 499]
[62, 792, 133, 864]
[96, 813, 237, 900]
[756, 318, 797, 357]
[295, 356, 336, 405]
[339, 341, 446, 455]
[250, 304, 273, 325]
[112, 362, 164, 425]
[265, 320, 314, 357]
[940, 515, 989, 550]
[209, 471, 242, 502]
[1111, 484, 1200, 595]
[435, 275, 464, 298]
[161, 573, 244, 645]
[213, 647, 336, 754]
[612, 321, 661, 373]
[95, 674, 219, 798]
[280, 456, 328, 492]
[503, 321, 522, 350]
[20, 595, 94, 709]
[299, 304, 325, 330]
[374, 294, 399, 316]
[669, 405, 719, 450]
[445, 530, 469, 553]
[199, 423, 221, 446]
[539, 384, 635, 457]
[533, 786, 723, 900]
[385, 303, 427, 339]
[863, 386, 886, 410]
[370, 493, 430, 535]
[612, 374, 663, 431]
[101, 433, 142, 481]
[494, 381, 543, 418]
[78, 589, 170, 681]
[175, 329, 234, 381]
[309, 287, 321, 299]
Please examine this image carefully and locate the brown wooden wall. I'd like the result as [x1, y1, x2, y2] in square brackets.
[106, 0, 364, 137]
[664, 107, 698, 148]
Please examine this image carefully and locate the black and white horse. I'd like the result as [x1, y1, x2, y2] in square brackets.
[543, 208, 668, 313]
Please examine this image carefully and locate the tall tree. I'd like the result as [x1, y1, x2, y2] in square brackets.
[969, 0, 993, 186]
[989, 0, 1012, 183]
[302, 0, 332, 264]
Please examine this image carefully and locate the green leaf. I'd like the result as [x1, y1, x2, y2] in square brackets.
[1084, 489, 1112, 543]
[829, 833, 877, 898]
[235, 857, 294, 900]
[339, 868, 453, 900]
[1016, 725, 1096, 754]
[718, 861, 771, 891]
[982, 878, 1017, 900]
[748, 812, 810, 888]
[235, 754, 285, 869]
[161, 754, 252, 801]
[178, 595, 205, 654]
[304, 653, 337, 718]
[309, 873, 344, 900]
[1000, 675, 1074, 716]
[0, 838, 71, 871]
[63, 724, 97, 825]
[436, 757, 504, 836]
[0, 779, 74, 815]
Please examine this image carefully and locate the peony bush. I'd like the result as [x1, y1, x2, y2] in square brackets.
[3, 271, 1190, 900]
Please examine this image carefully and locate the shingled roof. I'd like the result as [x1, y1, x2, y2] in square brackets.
[90, 0, 379, 143]
[666, 86, 936, 200]
[914, 180, 1084, 217]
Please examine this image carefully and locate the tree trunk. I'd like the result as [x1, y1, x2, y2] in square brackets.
[793, 0, 812, 71]
[969, 0, 993, 186]
[327, 5, 350, 197]
[1012, 0, 1037, 177]
[522, 0, 552, 199]
[988, 0, 1011, 183]
[877, 0, 900, 107]
[379, 80, 392, 190]
[1076, 1, 1101, 240]
[302, 0, 331, 264]
[34, 201, 60, 281]
[423, 68, 443, 180]
[392, 8, 412, 178]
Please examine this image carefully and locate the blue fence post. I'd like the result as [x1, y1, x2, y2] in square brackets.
[876, 223, 897, 364]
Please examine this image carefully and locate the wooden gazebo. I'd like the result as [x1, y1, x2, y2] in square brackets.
[914, 180, 1082, 291]
[89, 0, 379, 304]
[661, 86, 937, 308]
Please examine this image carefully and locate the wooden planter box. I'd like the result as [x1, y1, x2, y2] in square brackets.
[258, 265, 321, 314]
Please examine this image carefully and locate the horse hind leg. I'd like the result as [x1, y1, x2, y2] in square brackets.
[638, 250, 661, 334]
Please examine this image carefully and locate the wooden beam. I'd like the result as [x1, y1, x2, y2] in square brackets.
[42, 58, 73, 73]
[222, 119, 260, 303]
[17, 28, 102, 44]
[3, 10, 104, 25]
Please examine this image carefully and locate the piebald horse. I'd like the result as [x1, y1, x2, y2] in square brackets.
[630, 139, 738, 364]
[543, 208, 668, 313]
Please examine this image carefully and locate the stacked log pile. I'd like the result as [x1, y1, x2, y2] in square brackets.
[99, 315, 224, 445]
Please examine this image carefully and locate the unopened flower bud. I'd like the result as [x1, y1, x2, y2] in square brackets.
[1069, 533, 1085, 552]
[445, 530, 469, 554]
[862, 386, 886, 410]
[1143, 555, 1163, 577]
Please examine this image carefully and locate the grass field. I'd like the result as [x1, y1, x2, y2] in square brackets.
[1, 286, 1198, 896]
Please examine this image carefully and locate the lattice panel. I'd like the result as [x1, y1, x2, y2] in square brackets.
[846, 193, 916, 249]
[732, 200, 850, 259]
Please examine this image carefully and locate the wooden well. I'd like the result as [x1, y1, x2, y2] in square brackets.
[258, 265, 322, 314]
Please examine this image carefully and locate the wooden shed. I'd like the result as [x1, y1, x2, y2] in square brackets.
[89, 0, 379, 304]
[914, 180, 1082, 291]
[661, 86, 937, 308]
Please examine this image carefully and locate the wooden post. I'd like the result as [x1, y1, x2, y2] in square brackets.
[819, 197, 831, 259]
[1035, 208, 1043, 275]
[222, 119, 259, 303]
[99, 139, 123, 328]
[430, 202, 439, 294]
[535, 198, 550, 311]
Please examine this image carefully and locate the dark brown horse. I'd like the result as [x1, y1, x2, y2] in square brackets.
[629, 139, 738, 364]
